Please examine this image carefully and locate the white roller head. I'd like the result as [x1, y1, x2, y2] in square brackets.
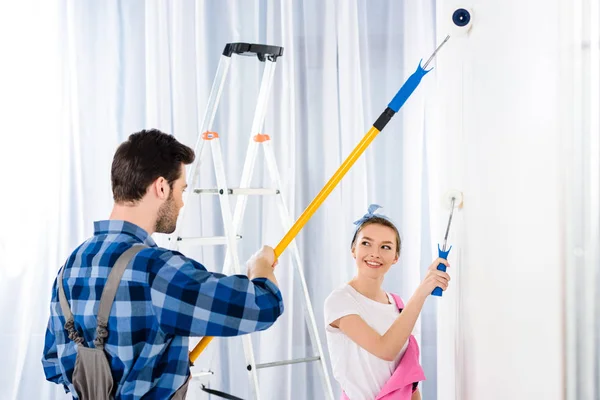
[442, 190, 464, 210]
[448, 7, 474, 37]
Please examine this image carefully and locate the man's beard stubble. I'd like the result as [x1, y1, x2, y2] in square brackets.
[155, 193, 178, 234]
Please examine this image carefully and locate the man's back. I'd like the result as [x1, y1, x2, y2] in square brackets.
[42, 220, 284, 399]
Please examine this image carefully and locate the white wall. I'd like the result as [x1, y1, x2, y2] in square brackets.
[432, 0, 565, 399]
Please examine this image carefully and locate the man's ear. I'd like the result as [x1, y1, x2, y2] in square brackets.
[153, 177, 170, 200]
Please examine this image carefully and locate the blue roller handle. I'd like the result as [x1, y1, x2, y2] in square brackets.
[388, 60, 431, 113]
[431, 244, 451, 297]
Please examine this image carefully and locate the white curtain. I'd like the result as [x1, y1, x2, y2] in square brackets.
[0, 1, 71, 400]
[563, 0, 600, 398]
[0, 1, 440, 399]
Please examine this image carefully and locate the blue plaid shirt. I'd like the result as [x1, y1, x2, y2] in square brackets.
[42, 220, 284, 399]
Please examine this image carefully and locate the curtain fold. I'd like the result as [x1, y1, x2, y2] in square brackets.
[0, 1, 437, 399]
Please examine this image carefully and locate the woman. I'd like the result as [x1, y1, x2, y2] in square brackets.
[324, 205, 451, 399]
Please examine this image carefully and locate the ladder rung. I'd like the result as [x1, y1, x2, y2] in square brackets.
[254, 356, 321, 370]
[191, 370, 214, 379]
[193, 188, 280, 195]
[174, 235, 242, 246]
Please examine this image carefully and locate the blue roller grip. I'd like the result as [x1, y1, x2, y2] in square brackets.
[431, 244, 451, 297]
[387, 60, 431, 113]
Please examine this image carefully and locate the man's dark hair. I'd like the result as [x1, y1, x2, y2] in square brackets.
[111, 129, 195, 203]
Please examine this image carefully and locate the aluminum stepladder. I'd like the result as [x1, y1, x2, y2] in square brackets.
[168, 43, 334, 400]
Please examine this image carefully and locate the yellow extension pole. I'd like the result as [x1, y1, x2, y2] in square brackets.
[188, 37, 448, 365]
[274, 126, 382, 257]
[187, 39, 452, 364]
[189, 126, 382, 363]
[190, 335, 212, 363]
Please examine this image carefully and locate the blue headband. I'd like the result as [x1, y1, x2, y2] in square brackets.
[353, 204, 394, 231]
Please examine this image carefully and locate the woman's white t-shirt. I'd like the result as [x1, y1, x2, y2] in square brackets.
[324, 284, 410, 400]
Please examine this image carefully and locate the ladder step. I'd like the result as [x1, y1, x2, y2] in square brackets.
[193, 188, 280, 195]
[191, 370, 214, 379]
[255, 356, 321, 370]
[173, 235, 242, 246]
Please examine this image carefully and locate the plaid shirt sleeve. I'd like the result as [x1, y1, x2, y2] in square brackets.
[41, 276, 69, 393]
[148, 249, 285, 337]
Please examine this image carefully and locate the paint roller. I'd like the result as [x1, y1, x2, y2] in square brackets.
[432, 190, 463, 296]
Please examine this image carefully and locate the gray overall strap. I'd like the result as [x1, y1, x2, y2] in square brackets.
[94, 245, 147, 349]
[58, 265, 85, 346]
[57, 245, 147, 349]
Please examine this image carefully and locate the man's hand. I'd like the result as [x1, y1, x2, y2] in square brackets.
[247, 245, 279, 287]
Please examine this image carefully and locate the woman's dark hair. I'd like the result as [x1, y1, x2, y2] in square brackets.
[111, 129, 195, 203]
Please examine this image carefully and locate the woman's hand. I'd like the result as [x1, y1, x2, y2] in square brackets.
[416, 258, 451, 298]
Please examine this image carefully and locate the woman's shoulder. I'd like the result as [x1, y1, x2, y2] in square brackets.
[324, 284, 357, 310]
[324, 284, 362, 326]
[325, 284, 353, 300]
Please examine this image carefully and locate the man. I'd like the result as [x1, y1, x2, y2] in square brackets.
[42, 129, 283, 399]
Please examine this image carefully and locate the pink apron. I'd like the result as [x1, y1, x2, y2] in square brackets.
[340, 293, 426, 400]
